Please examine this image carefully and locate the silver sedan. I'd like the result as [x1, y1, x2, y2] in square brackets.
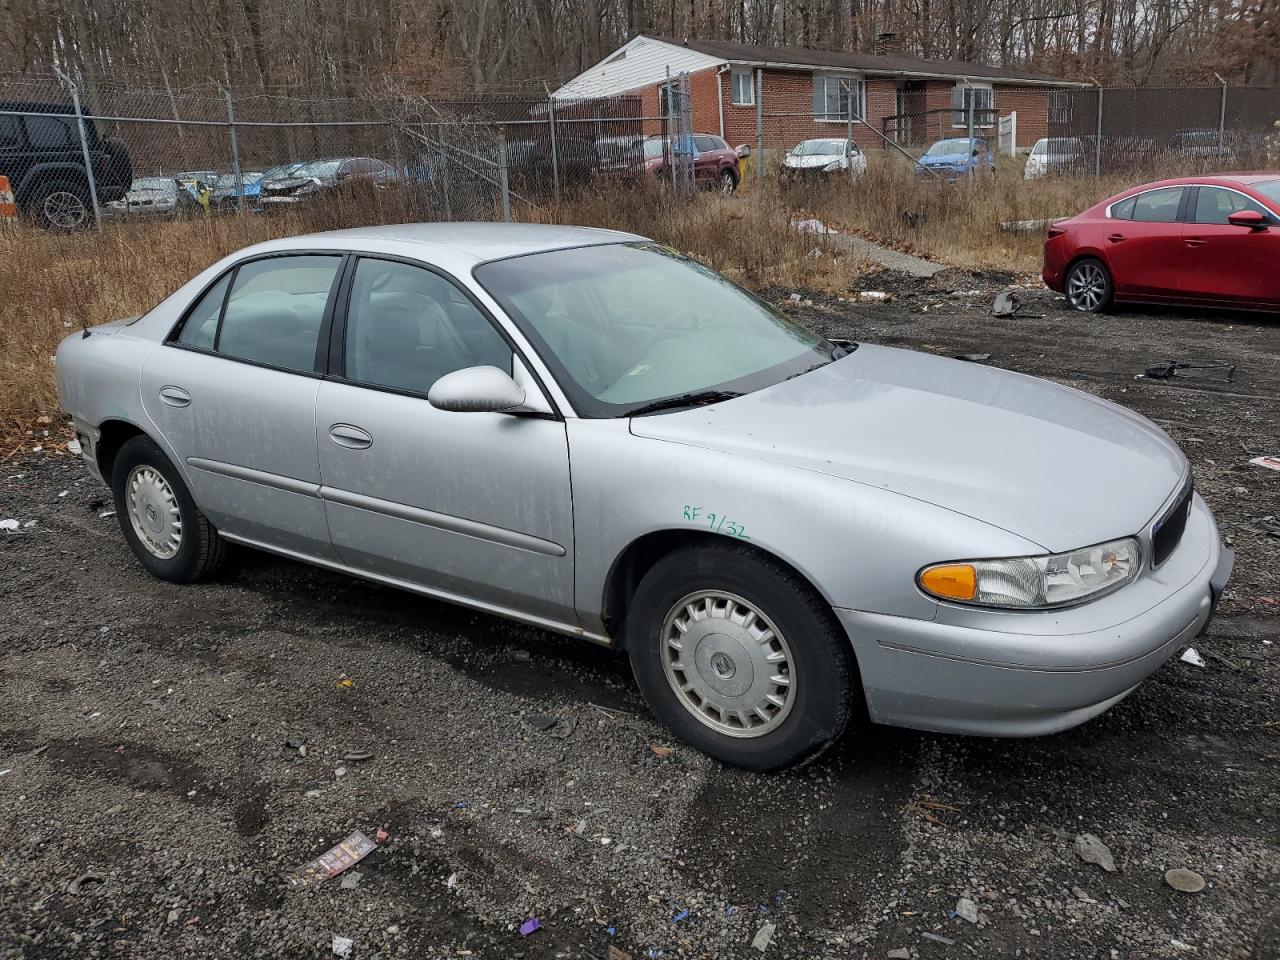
[55, 223, 1232, 770]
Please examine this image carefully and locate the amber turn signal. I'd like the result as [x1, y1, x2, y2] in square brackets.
[919, 563, 977, 601]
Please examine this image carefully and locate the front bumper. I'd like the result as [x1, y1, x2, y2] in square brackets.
[837, 496, 1231, 737]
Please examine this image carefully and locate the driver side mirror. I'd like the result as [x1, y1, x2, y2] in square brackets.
[1227, 209, 1267, 229]
[428, 366, 526, 413]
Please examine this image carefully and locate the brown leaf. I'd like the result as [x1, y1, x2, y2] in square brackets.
[608, 946, 634, 960]
[650, 744, 674, 758]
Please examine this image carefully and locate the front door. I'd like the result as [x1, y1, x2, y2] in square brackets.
[141, 253, 345, 558]
[1178, 185, 1280, 306]
[896, 81, 925, 144]
[314, 255, 576, 625]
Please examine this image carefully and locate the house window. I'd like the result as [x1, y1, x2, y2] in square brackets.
[731, 69, 755, 106]
[953, 84, 995, 128]
[813, 74, 865, 122]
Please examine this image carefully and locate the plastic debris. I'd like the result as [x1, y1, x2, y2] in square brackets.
[0, 519, 19, 532]
[1165, 868, 1206, 893]
[751, 921, 776, 952]
[375, 828, 389, 843]
[339, 871, 362, 890]
[955, 353, 991, 362]
[335, 678, 354, 689]
[858, 290, 890, 302]
[332, 935, 354, 958]
[67, 438, 82, 455]
[446, 872, 458, 889]
[1180, 647, 1206, 668]
[1074, 832, 1118, 873]
[519, 917, 541, 937]
[672, 909, 690, 922]
[955, 897, 980, 923]
[921, 931, 956, 945]
[289, 831, 377, 889]
[1249, 455, 1280, 472]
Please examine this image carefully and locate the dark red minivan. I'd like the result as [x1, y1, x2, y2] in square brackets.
[1043, 174, 1280, 313]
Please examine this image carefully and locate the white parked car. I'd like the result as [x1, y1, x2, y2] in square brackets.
[1025, 137, 1086, 180]
[780, 138, 867, 183]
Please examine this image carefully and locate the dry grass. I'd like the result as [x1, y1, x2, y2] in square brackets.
[0, 165, 1158, 435]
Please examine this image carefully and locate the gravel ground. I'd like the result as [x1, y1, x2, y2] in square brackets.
[1, 274, 1277, 960]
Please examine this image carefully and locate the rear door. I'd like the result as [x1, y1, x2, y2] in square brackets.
[692, 135, 719, 184]
[1103, 186, 1188, 300]
[141, 252, 345, 558]
[0, 114, 25, 187]
[1179, 185, 1280, 306]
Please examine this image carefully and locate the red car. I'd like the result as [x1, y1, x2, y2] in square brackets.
[1043, 174, 1280, 313]
[643, 133, 741, 193]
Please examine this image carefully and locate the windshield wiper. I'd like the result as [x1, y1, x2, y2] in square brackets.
[626, 389, 743, 417]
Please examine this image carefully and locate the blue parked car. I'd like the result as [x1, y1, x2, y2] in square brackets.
[915, 137, 994, 181]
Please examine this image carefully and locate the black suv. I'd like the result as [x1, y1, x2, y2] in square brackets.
[0, 102, 133, 228]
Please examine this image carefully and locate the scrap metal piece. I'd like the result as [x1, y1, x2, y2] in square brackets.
[1141, 360, 1236, 382]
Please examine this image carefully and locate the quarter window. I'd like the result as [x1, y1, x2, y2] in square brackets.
[1130, 187, 1184, 223]
[343, 258, 512, 396]
[1192, 186, 1269, 224]
[731, 69, 754, 106]
[217, 255, 342, 372]
[0, 115, 22, 148]
[177, 274, 230, 350]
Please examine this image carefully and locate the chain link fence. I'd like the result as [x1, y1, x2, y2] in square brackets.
[0, 71, 669, 231]
[1047, 84, 1280, 175]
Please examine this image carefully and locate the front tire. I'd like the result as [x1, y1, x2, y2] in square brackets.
[111, 435, 229, 582]
[626, 542, 855, 771]
[1065, 257, 1113, 313]
[27, 180, 92, 230]
[718, 169, 738, 194]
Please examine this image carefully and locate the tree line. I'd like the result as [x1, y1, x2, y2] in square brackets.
[1, 0, 1275, 99]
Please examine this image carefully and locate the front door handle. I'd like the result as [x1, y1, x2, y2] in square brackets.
[1184, 237, 1207, 247]
[158, 385, 191, 407]
[1106, 233, 1126, 243]
[329, 424, 372, 450]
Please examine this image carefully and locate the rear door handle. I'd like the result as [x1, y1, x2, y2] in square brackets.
[329, 424, 372, 450]
[158, 385, 191, 407]
[1184, 237, 1207, 247]
[1106, 233, 1126, 243]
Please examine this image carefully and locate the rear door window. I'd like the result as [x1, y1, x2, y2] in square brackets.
[23, 115, 74, 149]
[216, 255, 342, 372]
[1130, 187, 1184, 223]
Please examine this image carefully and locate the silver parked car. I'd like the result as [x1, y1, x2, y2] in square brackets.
[55, 224, 1232, 770]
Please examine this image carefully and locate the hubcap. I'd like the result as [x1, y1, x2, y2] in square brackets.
[125, 465, 183, 559]
[720, 173, 735, 194]
[1067, 263, 1106, 311]
[660, 591, 795, 738]
[43, 191, 88, 228]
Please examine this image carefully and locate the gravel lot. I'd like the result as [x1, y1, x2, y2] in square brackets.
[2, 273, 1277, 960]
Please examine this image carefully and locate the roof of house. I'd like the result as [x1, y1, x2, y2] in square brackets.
[662, 35, 1081, 85]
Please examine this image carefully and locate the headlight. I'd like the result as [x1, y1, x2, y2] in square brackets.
[918, 537, 1140, 609]
[822, 159, 846, 171]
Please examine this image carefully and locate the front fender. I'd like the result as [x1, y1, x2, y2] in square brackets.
[566, 419, 1041, 634]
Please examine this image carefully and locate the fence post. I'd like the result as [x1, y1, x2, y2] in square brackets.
[966, 86, 975, 181]
[755, 68, 764, 189]
[53, 67, 102, 231]
[497, 127, 511, 222]
[846, 96, 855, 184]
[1094, 82, 1103, 177]
[220, 84, 244, 213]
[1214, 72, 1228, 152]
[546, 93, 560, 200]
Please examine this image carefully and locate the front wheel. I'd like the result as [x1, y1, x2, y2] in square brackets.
[1065, 257, 1113, 313]
[626, 542, 855, 770]
[718, 169, 738, 195]
[111, 435, 230, 582]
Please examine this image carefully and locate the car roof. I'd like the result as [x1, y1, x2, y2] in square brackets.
[246, 222, 647, 266]
[1112, 173, 1280, 191]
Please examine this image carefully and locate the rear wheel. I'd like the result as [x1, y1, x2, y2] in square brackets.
[1065, 257, 1113, 313]
[111, 435, 229, 582]
[626, 542, 855, 770]
[28, 180, 91, 230]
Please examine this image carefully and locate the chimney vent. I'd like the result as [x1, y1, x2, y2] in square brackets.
[875, 32, 902, 55]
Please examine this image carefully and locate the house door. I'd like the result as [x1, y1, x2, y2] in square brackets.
[896, 82, 926, 144]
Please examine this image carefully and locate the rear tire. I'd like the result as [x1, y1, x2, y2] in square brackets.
[625, 542, 855, 771]
[111, 435, 229, 583]
[1065, 257, 1113, 313]
[27, 180, 92, 230]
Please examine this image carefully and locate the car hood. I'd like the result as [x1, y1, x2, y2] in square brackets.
[629, 344, 1186, 551]
[919, 154, 967, 167]
[785, 155, 841, 169]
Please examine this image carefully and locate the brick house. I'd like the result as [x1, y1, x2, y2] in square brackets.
[554, 34, 1086, 153]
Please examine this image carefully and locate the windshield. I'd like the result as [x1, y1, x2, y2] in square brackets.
[475, 242, 836, 417]
[261, 162, 304, 181]
[791, 139, 846, 157]
[294, 159, 342, 178]
[926, 140, 970, 157]
[642, 139, 665, 159]
[134, 178, 175, 192]
[1253, 180, 1280, 205]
